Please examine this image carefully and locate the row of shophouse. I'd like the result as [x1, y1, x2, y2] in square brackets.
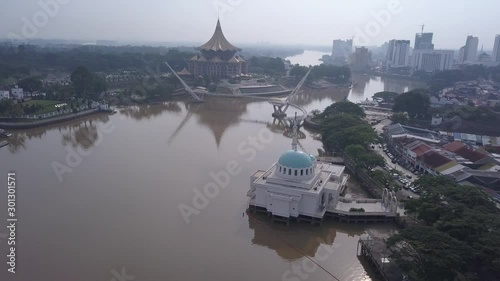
[385, 123, 500, 200]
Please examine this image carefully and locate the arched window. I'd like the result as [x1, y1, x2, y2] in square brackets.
[284, 168, 286, 174]
[294, 170, 297, 176]
[288, 169, 291, 175]
[306, 169, 308, 175]
[300, 170, 303, 176]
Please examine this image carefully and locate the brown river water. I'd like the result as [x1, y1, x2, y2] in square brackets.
[0, 74, 425, 281]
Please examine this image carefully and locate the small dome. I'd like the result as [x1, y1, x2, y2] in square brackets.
[278, 150, 315, 169]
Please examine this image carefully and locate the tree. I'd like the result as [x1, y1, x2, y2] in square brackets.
[321, 114, 378, 151]
[320, 100, 366, 119]
[18, 77, 42, 93]
[345, 144, 367, 159]
[311, 64, 351, 84]
[71, 66, 94, 98]
[393, 89, 431, 119]
[387, 226, 473, 281]
[70, 66, 107, 100]
[387, 175, 500, 280]
[289, 65, 309, 79]
[373, 91, 398, 102]
[391, 112, 409, 125]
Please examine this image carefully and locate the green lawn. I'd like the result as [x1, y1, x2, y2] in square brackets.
[21, 100, 65, 114]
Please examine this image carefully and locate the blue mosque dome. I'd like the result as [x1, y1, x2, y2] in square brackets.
[278, 150, 315, 169]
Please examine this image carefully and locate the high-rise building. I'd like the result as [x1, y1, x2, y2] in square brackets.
[414, 33, 434, 50]
[331, 39, 353, 64]
[458, 46, 465, 63]
[493, 35, 500, 63]
[458, 35, 479, 63]
[386, 40, 411, 71]
[350, 47, 372, 71]
[412, 50, 454, 72]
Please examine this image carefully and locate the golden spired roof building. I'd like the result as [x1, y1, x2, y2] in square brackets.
[187, 19, 248, 79]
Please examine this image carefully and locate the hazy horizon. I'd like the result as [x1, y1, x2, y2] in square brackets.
[1, 0, 500, 50]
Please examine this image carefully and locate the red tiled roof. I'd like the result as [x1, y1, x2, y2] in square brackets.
[419, 151, 452, 168]
[454, 146, 488, 163]
[443, 141, 466, 152]
[412, 144, 432, 157]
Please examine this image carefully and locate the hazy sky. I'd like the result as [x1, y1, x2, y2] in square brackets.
[1, 0, 499, 49]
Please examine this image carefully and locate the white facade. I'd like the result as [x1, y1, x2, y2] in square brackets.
[386, 40, 410, 70]
[11, 86, 23, 100]
[249, 162, 347, 219]
[0, 90, 9, 100]
[493, 35, 500, 63]
[247, 120, 348, 220]
[412, 49, 454, 72]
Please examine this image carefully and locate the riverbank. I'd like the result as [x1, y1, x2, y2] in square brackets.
[353, 70, 427, 83]
[0, 109, 104, 129]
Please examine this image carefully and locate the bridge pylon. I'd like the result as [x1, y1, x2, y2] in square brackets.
[271, 103, 289, 118]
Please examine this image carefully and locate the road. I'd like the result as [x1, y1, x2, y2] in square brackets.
[368, 114, 420, 199]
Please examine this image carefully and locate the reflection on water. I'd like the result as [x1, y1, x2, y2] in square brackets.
[348, 74, 427, 102]
[0, 74, 417, 281]
[285, 50, 426, 104]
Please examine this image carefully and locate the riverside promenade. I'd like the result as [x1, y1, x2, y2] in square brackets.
[0, 109, 102, 129]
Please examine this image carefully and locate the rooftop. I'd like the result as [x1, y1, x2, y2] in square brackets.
[387, 123, 441, 143]
[454, 146, 489, 163]
[419, 150, 452, 168]
[196, 19, 241, 52]
[412, 143, 433, 157]
[443, 141, 466, 152]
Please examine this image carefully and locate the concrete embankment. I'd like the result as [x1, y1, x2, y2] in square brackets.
[303, 117, 321, 130]
[0, 109, 102, 129]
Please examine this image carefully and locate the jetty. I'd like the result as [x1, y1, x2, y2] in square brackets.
[357, 236, 407, 281]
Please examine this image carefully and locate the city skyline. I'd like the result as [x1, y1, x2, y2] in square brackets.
[1, 0, 500, 50]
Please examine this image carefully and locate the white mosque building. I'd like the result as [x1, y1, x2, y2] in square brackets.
[247, 119, 399, 225]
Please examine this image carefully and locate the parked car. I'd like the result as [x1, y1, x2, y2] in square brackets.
[406, 174, 412, 179]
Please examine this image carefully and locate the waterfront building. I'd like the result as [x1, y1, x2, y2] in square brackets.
[385, 40, 411, 71]
[187, 19, 247, 79]
[414, 32, 434, 50]
[10, 85, 23, 100]
[412, 49, 454, 72]
[248, 119, 399, 224]
[492, 35, 500, 63]
[458, 35, 479, 63]
[331, 39, 353, 65]
[350, 47, 372, 71]
[478, 51, 492, 63]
